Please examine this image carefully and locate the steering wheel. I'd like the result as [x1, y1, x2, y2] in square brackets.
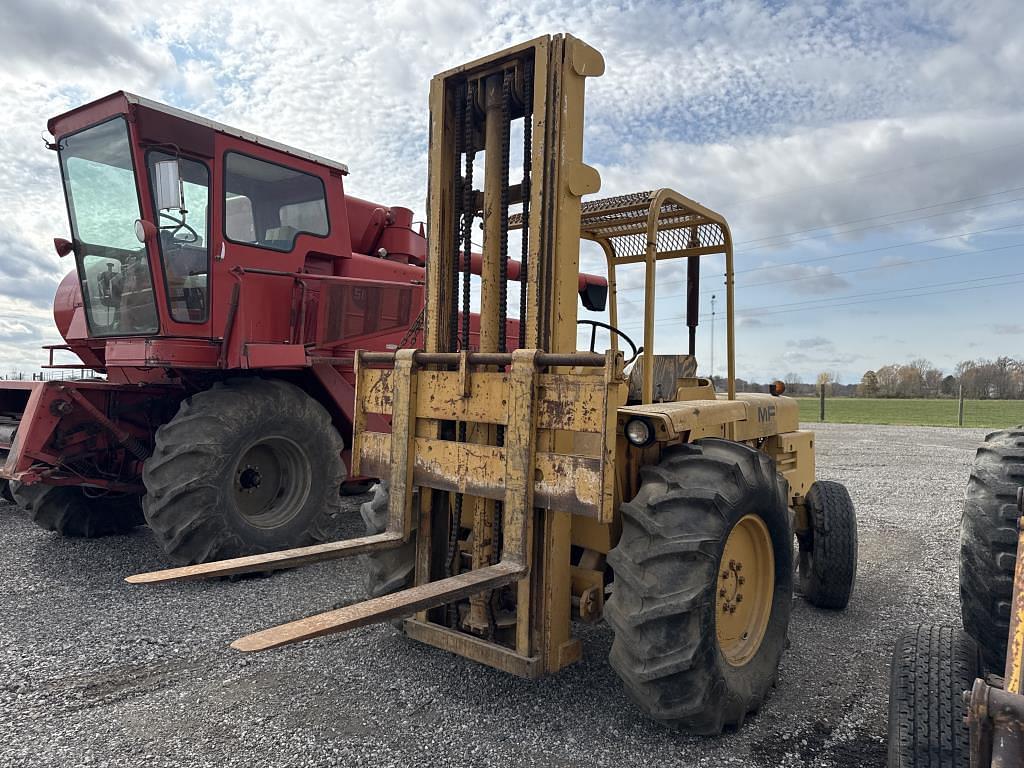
[577, 319, 642, 364]
[159, 211, 199, 244]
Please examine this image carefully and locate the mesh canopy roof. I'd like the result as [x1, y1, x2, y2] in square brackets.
[509, 189, 729, 261]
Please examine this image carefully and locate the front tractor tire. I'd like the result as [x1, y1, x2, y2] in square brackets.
[10, 482, 143, 537]
[605, 439, 794, 734]
[142, 378, 344, 564]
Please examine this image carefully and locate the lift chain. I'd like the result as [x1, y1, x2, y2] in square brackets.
[461, 81, 475, 352]
[449, 82, 466, 353]
[497, 69, 512, 354]
[518, 58, 533, 350]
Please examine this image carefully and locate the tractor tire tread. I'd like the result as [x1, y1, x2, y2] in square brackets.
[605, 438, 793, 734]
[960, 426, 1024, 671]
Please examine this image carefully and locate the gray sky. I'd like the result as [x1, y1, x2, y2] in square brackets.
[1, 0, 1022, 382]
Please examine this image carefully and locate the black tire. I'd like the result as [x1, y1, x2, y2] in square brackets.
[605, 439, 794, 734]
[10, 481, 143, 537]
[142, 378, 345, 564]
[361, 482, 416, 598]
[960, 426, 1024, 672]
[887, 624, 979, 768]
[799, 480, 858, 610]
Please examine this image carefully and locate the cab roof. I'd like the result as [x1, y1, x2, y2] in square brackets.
[48, 91, 349, 176]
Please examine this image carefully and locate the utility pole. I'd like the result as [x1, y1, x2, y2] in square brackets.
[710, 293, 716, 379]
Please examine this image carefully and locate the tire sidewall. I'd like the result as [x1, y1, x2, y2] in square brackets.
[210, 391, 343, 552]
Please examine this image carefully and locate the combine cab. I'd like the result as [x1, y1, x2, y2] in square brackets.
[0, 90, 607, 563]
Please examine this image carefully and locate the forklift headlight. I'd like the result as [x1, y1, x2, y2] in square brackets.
[625, 417, 655, 447]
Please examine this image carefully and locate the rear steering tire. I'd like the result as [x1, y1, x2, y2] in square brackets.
[605, 439, 793, 734]
[887, 624, 979, 768]
[798, 480, 858, 610]
[10, 482, 143, 537]
[142, 378, 345, 564]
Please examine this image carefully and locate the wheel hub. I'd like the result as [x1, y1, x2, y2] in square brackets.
[238, 465, 263, 492]
[716, 514, 775, 667]
[231, 436, 312, 528]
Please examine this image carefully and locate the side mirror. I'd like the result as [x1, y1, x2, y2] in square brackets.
[153, 159, 185, 211]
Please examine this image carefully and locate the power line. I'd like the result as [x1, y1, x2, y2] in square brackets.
[741, 242, 1023, 289]
[734, 194, 1024, 252]
[716, 221, 1024, 282]
[734, 185, 1024, 246]
[619, 268, 1024, 327]
[614, 242, 1023, 301]
[750, 276, 1024, 318]
[612, 221, 1024, 296]
[720, 138, 1024, 209]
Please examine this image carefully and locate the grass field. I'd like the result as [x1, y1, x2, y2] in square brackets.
[796, 397, 1024, 428]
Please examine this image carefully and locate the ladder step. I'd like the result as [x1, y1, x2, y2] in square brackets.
[125, 532, 406, 584]
[231, 560, 525, 652]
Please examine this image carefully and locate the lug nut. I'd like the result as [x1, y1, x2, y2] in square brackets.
[738, 576, 746, 585]
[719, 588, 727, 597]
[729, 605, 737, 614]
[729, 559, 736, 568]
[736, 594, 743, 603]
[735, 562, 743, 572]
[721, 571, 729, 579]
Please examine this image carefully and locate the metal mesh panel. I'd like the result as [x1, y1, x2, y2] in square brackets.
[509, 189, 727, 260]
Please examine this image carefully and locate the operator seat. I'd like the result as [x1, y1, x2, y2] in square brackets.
[626, 354, 698, 403]
[263, 225, 299, 250]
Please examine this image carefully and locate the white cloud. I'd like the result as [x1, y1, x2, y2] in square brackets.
[0, 0, 1021, 379]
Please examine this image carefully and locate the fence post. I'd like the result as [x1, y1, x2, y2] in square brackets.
[819, 386, 826, 422]
[958, 384, 964, 427]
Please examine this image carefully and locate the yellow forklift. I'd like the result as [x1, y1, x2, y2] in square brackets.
[131, 33, 858, 733]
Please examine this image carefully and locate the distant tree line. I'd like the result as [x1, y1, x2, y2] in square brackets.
[711, 357, 1024, 399]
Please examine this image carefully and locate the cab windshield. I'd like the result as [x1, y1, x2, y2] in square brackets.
[59, 117, 158, 336]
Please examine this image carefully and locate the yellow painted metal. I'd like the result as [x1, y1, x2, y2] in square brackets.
[512, 188, 738, 401]
[1004, 526, 1024, 694]
[716, 514, 775, 667]
[763, 430, 816, 505]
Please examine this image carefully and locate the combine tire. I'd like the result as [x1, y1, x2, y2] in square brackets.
[605, 439, 793, 734]
[960, 427, 1024, 671]
[342, 481, 375, 496]
[10, 482, 143, 537]
[143, 378, 344, 564]
[798, 480, 858, 610]
[887, 624, 979, 768]
[361, 483, 416, 598]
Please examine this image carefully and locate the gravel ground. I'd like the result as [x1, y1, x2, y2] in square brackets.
[0, 423, 988, 767]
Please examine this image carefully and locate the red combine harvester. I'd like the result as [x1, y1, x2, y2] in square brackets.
[0, 92, 608, 564]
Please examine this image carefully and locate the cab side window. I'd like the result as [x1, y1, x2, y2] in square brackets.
[223, 153, 329, 252]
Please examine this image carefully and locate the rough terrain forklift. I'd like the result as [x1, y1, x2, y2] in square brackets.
[0, 90, 606, 564]
[131, 33, 858, 732]
[888, 427, 1024, 766]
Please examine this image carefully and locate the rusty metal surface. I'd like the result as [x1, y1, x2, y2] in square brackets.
[231, 560, 525, 652]
[125, 532, 405, 584]
[969, 678, 1024, 768]
[1004, 523, 1024, 694]
[402, 619, 543, 678]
